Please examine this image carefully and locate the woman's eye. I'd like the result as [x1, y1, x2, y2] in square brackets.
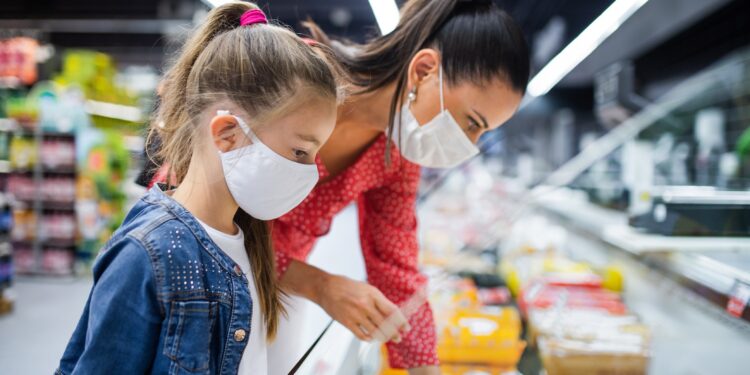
[468, 119, 481, 131]
[293, 149, 309, 159]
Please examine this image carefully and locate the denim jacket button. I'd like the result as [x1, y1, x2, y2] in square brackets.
[233, 265, 242, 277]
[234, 329, 247, 342]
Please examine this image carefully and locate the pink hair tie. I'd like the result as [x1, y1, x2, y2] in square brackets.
[301, 38, 319, 47]
[240, 9, 268, 26]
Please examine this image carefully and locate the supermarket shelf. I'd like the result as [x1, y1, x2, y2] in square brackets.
[0, 160, 11, 174]
[533, 187, 750, 326]
[14, 269, 74, 277]
[602, 225, 750, 254]
[13, 239, 77, 248]
[560, 229, 750, 375]
[12, 130, 76, 138]
[12, 200, 76, 211]
[0, 242, 11, 257]
[0, 118, 18, 132]
[11, 168, 77, 175]
[534, 189, 750, 255]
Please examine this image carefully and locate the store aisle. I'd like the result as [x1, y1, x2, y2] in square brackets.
[0, 277, 92, 374]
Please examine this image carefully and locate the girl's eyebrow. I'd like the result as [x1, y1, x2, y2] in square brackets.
[296, 133, 321, 146]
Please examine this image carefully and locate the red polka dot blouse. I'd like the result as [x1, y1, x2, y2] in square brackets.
[272, 133, 439, 369]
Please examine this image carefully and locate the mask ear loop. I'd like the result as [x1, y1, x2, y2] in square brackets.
[438, 64, 445, 113]
[217, 110, 252, 136]
[215, 110, 259, 167]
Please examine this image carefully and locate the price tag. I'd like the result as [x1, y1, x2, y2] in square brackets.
[727, 281, 750, 318]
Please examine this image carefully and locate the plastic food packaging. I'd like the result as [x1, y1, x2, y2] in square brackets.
[380, 345, 523, 375]
[39, 213, 76, 241]
[12, 245, 34, 274]
[42, 248, 74, 275]
[9, 137, 36, 171]
[519, 282, 627, 317]
[477, 287, 512, 306]
[40, 139, 76, 170]
[527, 306, 650, 375]
[538, 323, 650, 375]
[11, 210, 35, 241]
[437, 307, 526, 367]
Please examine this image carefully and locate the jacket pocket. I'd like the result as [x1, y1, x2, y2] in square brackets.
[163, 300, 217, 373]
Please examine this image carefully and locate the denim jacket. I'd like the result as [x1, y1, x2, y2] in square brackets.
[57, 187, 255, 375]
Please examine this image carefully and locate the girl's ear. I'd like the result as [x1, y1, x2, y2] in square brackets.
[210, 114, 240, 153]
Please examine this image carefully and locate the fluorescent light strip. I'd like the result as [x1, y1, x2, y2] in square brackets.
[203, 0, 401, 36]
[203, 0, 232, 8]
[368, 0, 400, 35]
[526, 0, 649, 97]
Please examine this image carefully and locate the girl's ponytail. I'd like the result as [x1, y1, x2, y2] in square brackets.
[153, 1, 259, 182]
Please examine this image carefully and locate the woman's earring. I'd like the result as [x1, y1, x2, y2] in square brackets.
[407, 86, 417, 103]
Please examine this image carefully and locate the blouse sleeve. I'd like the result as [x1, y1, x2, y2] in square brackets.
[271, 220, 318, 278]
[357, 161, 439, 369]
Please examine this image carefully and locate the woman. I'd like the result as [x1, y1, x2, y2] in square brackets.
[272, 0, 530, 373]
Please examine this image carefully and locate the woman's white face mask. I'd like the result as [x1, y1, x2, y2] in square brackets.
[217, 111, 319, 220]
[391, 66, 480, 168]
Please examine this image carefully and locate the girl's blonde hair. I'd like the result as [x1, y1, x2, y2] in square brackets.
[149, 1, 338, 340]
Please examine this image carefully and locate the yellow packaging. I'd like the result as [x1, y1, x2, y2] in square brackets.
[380, 346, 521, 375]
[437, 307, 526, 367]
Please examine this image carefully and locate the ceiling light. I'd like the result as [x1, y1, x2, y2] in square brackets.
[368, 0, 400, 35]
[527, 0, 649, 97]
[202, 0, 232, 8]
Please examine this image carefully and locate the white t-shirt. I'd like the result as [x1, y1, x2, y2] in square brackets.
[196, 218, 267, 375]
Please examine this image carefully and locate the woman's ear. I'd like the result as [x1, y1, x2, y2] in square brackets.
[407, 49, 441, 91]
[210, 114, 240, 153]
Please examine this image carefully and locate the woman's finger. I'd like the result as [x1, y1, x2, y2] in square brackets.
[345, 318, 371, 341]
[373, 294, 411, 334]
[371, 298, 409, 342]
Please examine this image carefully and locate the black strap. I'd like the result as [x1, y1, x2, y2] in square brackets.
[287, 320, 334, 375]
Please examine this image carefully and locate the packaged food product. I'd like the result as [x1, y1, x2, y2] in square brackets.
[42, 248, 74, 275]
[519, 282, 627, 317]
[437, 307, 526, 367]
[538, 323, 650, 375]
[12, 244, 34, 274]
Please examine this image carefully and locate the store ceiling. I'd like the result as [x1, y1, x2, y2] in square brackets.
[1, 0, 742, 94]
[0, 0, 613, 72]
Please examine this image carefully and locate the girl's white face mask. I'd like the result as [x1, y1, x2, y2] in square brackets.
[391, 66, 480, 168]
[218, 111, 319, 220]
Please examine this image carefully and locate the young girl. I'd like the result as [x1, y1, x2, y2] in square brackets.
[57, 2, 338, 374]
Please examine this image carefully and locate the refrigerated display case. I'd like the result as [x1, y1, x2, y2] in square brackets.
[288, 48, 750, 375]
[410, 47, 750, 375]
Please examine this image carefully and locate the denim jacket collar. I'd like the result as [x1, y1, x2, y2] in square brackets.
[141, 185, 241, 275]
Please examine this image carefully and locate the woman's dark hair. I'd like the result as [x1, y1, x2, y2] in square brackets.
[304, 0, 530, 161]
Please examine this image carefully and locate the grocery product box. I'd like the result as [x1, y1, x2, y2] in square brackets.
[437, 307, 526, 367]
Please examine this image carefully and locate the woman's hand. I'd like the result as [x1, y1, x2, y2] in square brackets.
[317, 273, 411, 342]
[279, 259, 410, 342]
[280, 259, 410, 342]
[408, 366, 441, 375]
